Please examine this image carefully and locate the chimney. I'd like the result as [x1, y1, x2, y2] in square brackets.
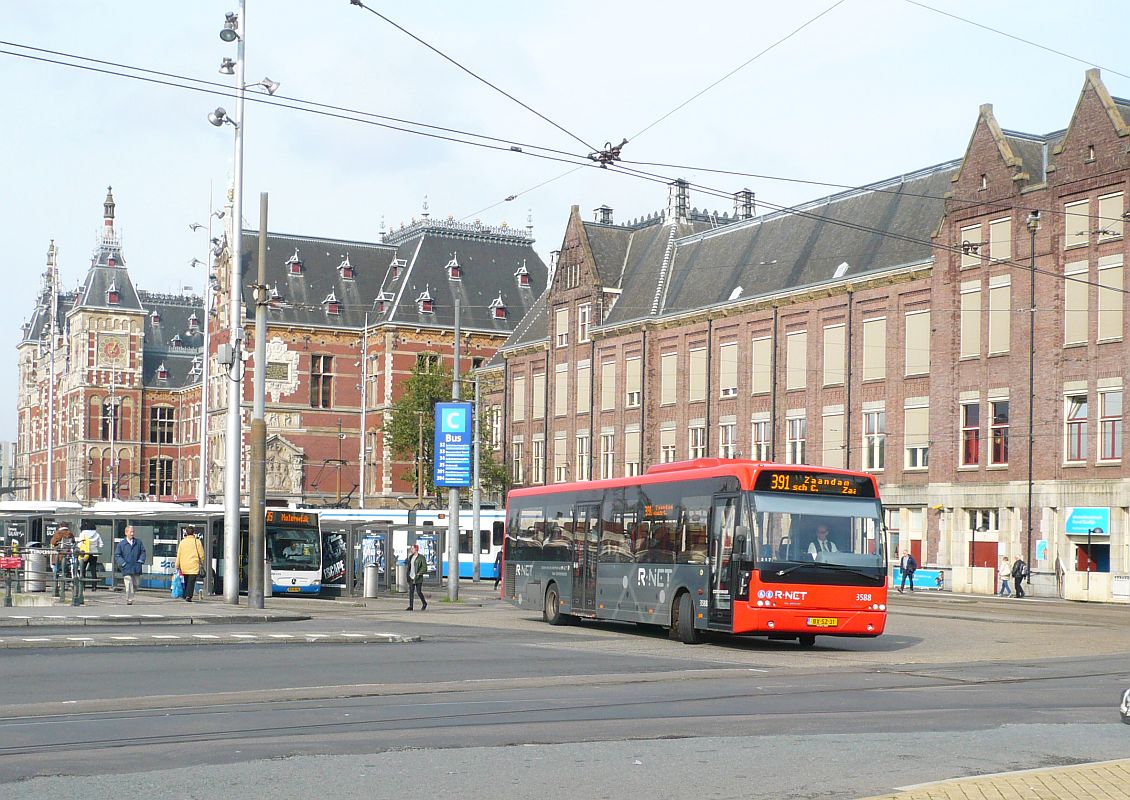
[733, 188, 755, 220]
[594, 205, 614, 224]
[666, 179, 689, 223]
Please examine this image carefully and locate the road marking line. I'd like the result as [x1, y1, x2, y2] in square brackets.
[267, 634, 293, 639]
[151, 635, 180, 639]
[340, 633, 364, 638]
[141, 614, 164, 618]
[22, 637, 51, 642]
[66, 637, 94, 642]
[110, 636, 139, 641]
[231, 634, 257, 639]
[192, 634, 219, 639]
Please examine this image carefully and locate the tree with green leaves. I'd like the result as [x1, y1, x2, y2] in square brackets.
[384, 360, 510, 503]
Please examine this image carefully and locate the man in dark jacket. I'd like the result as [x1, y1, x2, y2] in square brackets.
[493, 548, 503, 591]
[405, 543, 428, 611]
[114, 525, 146, 605]
[899, 551, 917, 593]
[1011, 558, 1028, 599]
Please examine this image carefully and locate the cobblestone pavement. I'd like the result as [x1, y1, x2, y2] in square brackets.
[858, 758, 1130, 799]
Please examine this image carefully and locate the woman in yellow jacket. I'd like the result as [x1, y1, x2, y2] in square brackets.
[174, 529, 205, 602]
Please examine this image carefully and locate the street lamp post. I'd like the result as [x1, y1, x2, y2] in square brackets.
[1086, 527, 1103, 590]
[970, 524, 988, 568]
[1025, 211, 1040, 590]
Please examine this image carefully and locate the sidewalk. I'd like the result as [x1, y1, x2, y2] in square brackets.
[859, 757, 1130, 799]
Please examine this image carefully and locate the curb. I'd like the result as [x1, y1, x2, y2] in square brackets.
[0, 630, 420, 649]
[0, 613, 312, 629]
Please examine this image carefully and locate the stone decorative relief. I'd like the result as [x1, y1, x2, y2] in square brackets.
[264, 337, 299, 402]
[265, 435, 305, 495]
[265, 411, 300, 431]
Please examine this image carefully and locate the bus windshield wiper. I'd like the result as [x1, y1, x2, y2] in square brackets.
[774, 562, 880, 582]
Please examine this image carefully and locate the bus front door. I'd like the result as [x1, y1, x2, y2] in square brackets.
[708, 495, 739, 626]
[571, 503, 599, 614]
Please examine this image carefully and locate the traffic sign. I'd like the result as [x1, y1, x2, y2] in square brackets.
[434, 402, 473, 488]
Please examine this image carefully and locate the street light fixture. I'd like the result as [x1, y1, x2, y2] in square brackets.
[207, 107, 237, 128]
[220, 13, 240, 42]
[219, 58, 235, 75]
[1025, 210, 1040, 589]
[970, 524, 989, 568]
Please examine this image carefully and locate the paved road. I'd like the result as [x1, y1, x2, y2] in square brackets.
[2, 591, 1129, 799]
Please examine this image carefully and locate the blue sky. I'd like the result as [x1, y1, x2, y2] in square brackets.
[3, 0, 1128, 441]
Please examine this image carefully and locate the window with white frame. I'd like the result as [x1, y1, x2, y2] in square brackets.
[823, 324, 845, 386]
[988, 217, 1011, 261]
[554, 433, 567, 483]
[1097, 192, 1124, 241]
[555, 307, 569, 348]
[967, 508, 999, 532]
[1098, 255, 1123, 341]
[987, 277, 1010, 354]
[960, 223, 982, 268]
[862, 409, 885, 470]
[1064, 262, 1088, 345]
[961, 401, 980, 466]
[532, 373, 546, 420]
[1100, 389, 1123, 461]
[576, 361, 591, 414]
[862, 318, 886, 381]
[751, 418, 770, 461]
[554, 363, 568, 417]
[904, 311, 930, 375]
[600, 361, 616, 411]
[689, 422, 705, 459]
[489, 406, 501, 449]
[719, 420, 736, 458]
[660, 351, 677, 405]
[660, 426, 676, 463]
[786, 416, 806, 464]
[990, 399, 1009, 465]
[577, 303, 592, 343]
[1063, 199, 1090, 249]
[625, 429, 641, 476]
[751, 336, 771, 395]
[576, 432, 591, 480]
[512, 441, 523, 482]
[903, 401, 928, 469]
[512, 376, 526, 422]
[960, 282, 981, 358]
[532, 438, 545, 484]
[625, 356, 642, 407]
[719, 342, 738, 397]
[1065, 393, 1088, 462]
[689, 348, 707, 402]
[600, 432, 615, 479]
[785, 331, 807, 391]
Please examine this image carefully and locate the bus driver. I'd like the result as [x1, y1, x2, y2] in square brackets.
[807, 525, 838, 559]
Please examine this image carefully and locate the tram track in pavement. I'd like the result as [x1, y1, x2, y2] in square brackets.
[2, 654, 1127, 760]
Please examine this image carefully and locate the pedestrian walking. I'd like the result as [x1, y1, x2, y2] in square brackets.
[49, 525, 76, 579]
[999, 558, 1012, 596]
[114, 525, 146, 605]
[898, 551, 917, 593]
[174, 528, 205, 603]
[493, 548, 503, 590]
[405, 543, 428, 611]
[78, 523, 104, 591]
[1011, 557, 1028, 599]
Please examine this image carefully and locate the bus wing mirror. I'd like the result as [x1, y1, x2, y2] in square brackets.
[734, 526, 749, 557]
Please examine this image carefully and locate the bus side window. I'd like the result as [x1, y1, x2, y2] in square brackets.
[492, 521, 504, 547]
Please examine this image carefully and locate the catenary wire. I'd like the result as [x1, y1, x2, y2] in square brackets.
[348, 0, 598, 153]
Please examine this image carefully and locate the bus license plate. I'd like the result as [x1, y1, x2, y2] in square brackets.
[806, 617, 838, 627]
[286, 586, 301, 593]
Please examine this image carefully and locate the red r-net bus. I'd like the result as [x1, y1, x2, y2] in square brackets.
[503, 458, 888, 645]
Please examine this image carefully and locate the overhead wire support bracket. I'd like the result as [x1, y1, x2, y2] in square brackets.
[588, 138, 628, 168]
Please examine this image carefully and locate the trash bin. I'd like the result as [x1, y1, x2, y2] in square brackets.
[396, 560, 408, 593]
[24, 550, 47, 592]
[264, 558, 273, 598]
[364, 565, 379, 598]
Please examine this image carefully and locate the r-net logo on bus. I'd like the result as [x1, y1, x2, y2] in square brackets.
[758, 588, 809, 602]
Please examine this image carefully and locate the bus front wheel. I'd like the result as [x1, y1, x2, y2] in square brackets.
[544, 583, 568, 626]
[672, 591, 700, 645]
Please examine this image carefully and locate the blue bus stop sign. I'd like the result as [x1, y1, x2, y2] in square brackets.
[434, 402, 473, 488]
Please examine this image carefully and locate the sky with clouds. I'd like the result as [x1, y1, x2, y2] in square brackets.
[3, 0, 1128, 441]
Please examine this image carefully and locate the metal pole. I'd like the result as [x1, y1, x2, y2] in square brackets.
[1025, 212, 1038, 587]
[359, 313, 368, 508]
[448, 297, 460, 602]
[248, 192, 267, 610]
[472, 372, 481, 583]
[198, 188, 214, 508]
[108, 373, 116, 500]
[223, 0, 247, 605]
[45, 243, 57, 502]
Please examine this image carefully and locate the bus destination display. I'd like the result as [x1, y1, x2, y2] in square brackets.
[754, 469, 875, 497]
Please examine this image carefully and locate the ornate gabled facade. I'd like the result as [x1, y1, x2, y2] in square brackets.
[485, 70, 1130, 601]
[18, 195, 548, 508]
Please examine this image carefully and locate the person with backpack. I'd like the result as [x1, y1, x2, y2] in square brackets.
[1011, 557, 1028, 599]
[899, 551, 917, 593]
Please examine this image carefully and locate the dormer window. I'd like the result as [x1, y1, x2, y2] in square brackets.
[188, 312, 199, 331]
[156, 362, 168, 380]
[390, 258, 406, 280]
[323, 290, 340, 315]
[107, 254, 117, 267]
[150, 309, 160, 324]
[447, 253, 461, 280]
[268, 285, 282, 306]
[286, 248, 303, 275]
[339, 256, 355, 280]
[515, 261, 530, 287]
[376, 290, 394, 314]
[106, 281, 120, 305]
[170, 334, 183, 348]
[489, 294, 507, 320]
[189, 356, 202, 376]
[416, 286, 434, 314]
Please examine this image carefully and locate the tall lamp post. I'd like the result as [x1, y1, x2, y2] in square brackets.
[191, 206, 224, 508]
[1086, 527, 1102, 590]
[211, 4, 247, 605]
[1025, 211, 1040, 589]
[970, 524, 988, 568]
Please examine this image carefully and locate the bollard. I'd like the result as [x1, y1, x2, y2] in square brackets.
[363, 564, 379, 598]
[54, 561, 62, 598]
[72, 554, 84, 606]
[3, 569, 12, 607]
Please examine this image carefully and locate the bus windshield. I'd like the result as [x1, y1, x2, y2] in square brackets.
[268, 528, 319, 570]
[750, 492, 885, 569]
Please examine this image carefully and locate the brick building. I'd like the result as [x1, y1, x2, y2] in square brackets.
[484, 70, 1130, 600]
[18, 192, 547, 507]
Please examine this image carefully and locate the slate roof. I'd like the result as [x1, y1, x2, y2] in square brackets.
[142, 349, 201, 389]
[21, 290, 74, 344]
[241, 220, 547, 335]
[1002, 129, 1064, 185]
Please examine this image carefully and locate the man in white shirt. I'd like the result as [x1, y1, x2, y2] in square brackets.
[78, 525, 104, 590]
[807, 526, 838, 559]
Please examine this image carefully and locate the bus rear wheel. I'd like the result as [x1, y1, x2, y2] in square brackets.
[798, 634, 816, 647]
[544, 583, 569, 626]
[672, 591, 700, 645]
